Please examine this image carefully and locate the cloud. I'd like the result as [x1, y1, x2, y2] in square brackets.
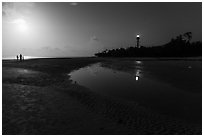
[90, 35, 99, 41]
[41, 46, 61, 52]
[70, 2, 78, 6]
[2, 2, 35, 21]
[87, 35, 104, 55]
[89, 35, 103, 49]
[39, 46, 77, 57]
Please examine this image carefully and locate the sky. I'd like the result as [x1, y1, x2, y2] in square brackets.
[2, 2, 202, 57]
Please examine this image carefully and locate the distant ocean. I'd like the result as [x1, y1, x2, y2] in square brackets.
[2, 56, 93, 60]
[2, 56, 50, 60]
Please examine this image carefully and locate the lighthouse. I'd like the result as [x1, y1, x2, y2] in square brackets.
[136, 34, 140, 48]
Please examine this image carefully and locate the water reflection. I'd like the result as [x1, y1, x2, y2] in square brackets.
[134, 60, 142, 81]
[135, 60, 142, 64]
[134, 60, 143, 70]
[135, 76, 139, 81]
[135, 69, 141, 81]
[2, 67, 41, 79]
[70, 61, 201, 124]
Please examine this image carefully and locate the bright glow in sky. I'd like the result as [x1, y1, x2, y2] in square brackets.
[12, 18, 28, 32]
[2, 2, 202, 57]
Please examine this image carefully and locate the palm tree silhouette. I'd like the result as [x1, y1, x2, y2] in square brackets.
[183, 32, 192, 43]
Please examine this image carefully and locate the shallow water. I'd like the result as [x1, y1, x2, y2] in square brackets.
[2, 67, 41, 79]
[70, 60, 202, 124]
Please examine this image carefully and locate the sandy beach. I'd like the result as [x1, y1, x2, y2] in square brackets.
[2, 58, 201, 135]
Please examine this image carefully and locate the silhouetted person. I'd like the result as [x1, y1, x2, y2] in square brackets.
[16, 55, 19, 61]
[19, 54, 23, 61]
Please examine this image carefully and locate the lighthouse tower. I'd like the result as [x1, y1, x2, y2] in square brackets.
[136, 34, 140, 48]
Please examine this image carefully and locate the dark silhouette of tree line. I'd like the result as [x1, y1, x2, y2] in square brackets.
[95, 32, 202, 57]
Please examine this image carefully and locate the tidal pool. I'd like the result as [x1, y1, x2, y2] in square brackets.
[70, 60, 202, 124]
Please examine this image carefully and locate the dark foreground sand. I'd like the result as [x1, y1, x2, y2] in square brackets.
[2, 58, 202, 135]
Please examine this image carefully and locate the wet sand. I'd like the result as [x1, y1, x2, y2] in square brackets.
[2, 58, 202, 135]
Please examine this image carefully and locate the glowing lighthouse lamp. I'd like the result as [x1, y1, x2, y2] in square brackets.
[136, 34, 140, 48]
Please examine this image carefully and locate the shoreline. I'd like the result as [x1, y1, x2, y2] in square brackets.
[2, 56, 202, 61]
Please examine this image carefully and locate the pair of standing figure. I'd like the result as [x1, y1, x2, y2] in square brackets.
[16, 54, 24, 61]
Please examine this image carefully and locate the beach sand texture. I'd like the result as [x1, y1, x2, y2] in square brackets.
[2, 58, 202, 135]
